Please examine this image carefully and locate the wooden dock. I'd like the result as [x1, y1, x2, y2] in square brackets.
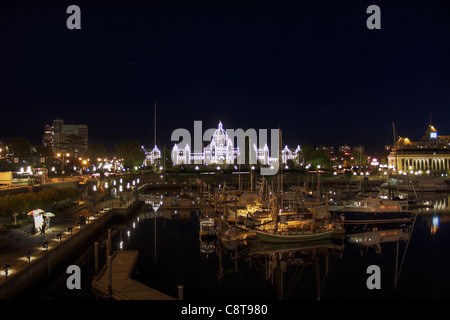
[92, 250, 176, 300]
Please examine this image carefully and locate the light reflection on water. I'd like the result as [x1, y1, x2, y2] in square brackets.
[44, 191, 450, 300]
[112, 192, 450, 300]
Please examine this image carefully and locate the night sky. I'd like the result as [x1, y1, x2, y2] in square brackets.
[1, 0, 449, 154]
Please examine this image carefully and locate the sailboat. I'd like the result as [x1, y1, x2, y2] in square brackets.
[254, 224, 334, 244]
[254, 131, 335, 244]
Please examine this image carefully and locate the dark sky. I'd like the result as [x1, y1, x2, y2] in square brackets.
[1, 0, 449, 154]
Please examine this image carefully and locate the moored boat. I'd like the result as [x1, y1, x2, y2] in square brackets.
[335, 197, 411, 224]
[254, 227, 334, 244]
[199, 218, 216, 237]
[380, 176, 450, 193]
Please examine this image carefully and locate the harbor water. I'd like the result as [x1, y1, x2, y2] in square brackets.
[45, 191, 450, 300]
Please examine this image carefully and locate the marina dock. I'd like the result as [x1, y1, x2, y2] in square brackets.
[92, 250, 176, 300]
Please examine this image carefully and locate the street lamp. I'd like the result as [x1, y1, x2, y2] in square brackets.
[2, 263, 11, 279]
[152, 198, 162, 263]
[24, 251, 31, 264]
[57, 152, 70, 179]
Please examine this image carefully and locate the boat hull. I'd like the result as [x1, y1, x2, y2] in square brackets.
[338, 211, 412, 224]
[254, 229, 334, 244]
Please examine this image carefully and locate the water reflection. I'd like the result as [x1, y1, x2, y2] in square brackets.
[345, 222, 412, 254]
[229, 240, 343, 300]
[112, 190, 450, 300]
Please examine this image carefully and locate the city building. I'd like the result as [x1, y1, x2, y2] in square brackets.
[338, 145, 352, 154]
[387, 124, 450, 173]
[44, 119, 88, 154]
[42, 125, 54, 148]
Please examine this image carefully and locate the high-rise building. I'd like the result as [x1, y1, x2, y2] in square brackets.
[43, 125, 54, 148]
[43, 119, 88, 154]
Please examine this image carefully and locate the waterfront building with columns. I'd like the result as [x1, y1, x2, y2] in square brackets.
[387, 124, 450, 174]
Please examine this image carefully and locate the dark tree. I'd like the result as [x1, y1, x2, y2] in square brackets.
[114, 141, 145, 172]
[9, 137, 31, 161]
[86, 143, 107, 162]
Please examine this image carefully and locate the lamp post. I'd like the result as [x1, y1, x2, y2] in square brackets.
[152, 198, 162, 263]
[24, 251, 31, 264]
[2, 263, 11, 279]
[57, 152, 70, 180]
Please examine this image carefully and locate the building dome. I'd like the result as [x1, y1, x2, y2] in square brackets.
[211, 121, 231, 147]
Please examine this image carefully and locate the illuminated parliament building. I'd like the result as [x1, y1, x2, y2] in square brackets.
[171, 122, 301, 166]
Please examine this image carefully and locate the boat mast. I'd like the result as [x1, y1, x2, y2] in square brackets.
[393, 122, 398, 176]
[359, 145, 362, 193]
[393, 122, 419, 201]
[314, 172, 320, 227]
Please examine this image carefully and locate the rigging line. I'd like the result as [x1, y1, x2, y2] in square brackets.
[236, 270, 256, 300]
[395, 211, 418, 289]
[288, 264, 305, 298]
[320, 252, 339, 295]
[393, 122, 419, 201]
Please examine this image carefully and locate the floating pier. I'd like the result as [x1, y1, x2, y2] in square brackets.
[92, 250, 176, 300]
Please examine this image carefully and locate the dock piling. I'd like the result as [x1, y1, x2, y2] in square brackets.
[94, 242, 99, 274]
[178, 285, 184, 300]
[107, 255, 113, 297]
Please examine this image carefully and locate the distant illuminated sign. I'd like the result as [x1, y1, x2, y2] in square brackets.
[430, 132, 437, 139]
